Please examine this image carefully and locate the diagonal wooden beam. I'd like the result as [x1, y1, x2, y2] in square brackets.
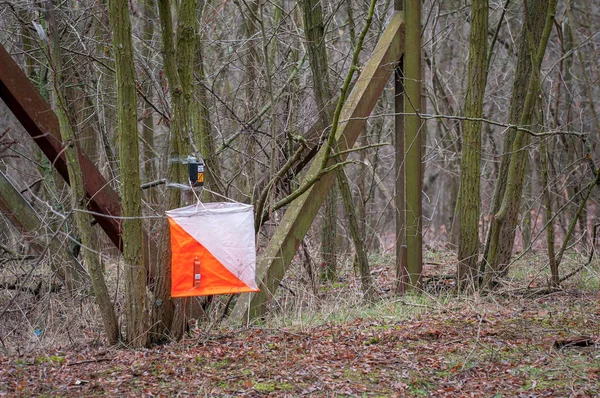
[232, 13, 406, 322]
[0, 43, 123, 249]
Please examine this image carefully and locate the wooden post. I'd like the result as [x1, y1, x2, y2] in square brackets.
[404, 0, 423, 289]
[394, 0, 407, 294]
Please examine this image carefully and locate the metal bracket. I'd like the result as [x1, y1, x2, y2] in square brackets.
[167, 154, 205, 188]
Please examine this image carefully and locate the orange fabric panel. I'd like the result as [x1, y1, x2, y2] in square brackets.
[169, 219, 259, 297]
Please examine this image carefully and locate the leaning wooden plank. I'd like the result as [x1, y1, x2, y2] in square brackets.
[232, 13, 406, 322]
[0, 170, 89, 291]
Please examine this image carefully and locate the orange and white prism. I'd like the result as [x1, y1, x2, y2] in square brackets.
[166, 203, 259, 297]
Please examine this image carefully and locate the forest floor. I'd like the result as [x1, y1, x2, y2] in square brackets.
[1, 252, 599, 397]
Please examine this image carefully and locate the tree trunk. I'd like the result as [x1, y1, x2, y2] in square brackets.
[483, 0, 557, 287]
[540, 133, 558, 287]
[96, 0, 119, 181]
[141, 0, 157, 204]
[173, 0, 198, 339]
[153, 0, 198, 342]
[237, 0, 260, 202]
[321, 191, 337, 280]
[335, 160, 374, 300]
[521, 167, 532, 250]
[152, 0, 181, 343]
[47, 0, 119, 345]
[457, 0, 488, 290]
[301, 0, 338, 282]
[108, 0, 148, 347]
[193, 8, 223, 200]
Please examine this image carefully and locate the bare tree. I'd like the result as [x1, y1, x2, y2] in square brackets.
[457, 0, 488, 289]
[108, 0, 148, 347]
[47, 0, 119, 344]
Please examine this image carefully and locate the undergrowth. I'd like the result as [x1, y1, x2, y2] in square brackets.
[1, 249, 599, 396]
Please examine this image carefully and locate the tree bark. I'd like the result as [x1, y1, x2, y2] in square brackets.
[141, 0, 157, 204]
[301, 0, 338, 281]
[153, 0, 199, 342]
[540, 131, 558, 287]
[47, 0, 119, 345]
[108, 0, 148, 347]
[483, 0, 557, 286]
[457, 0, 488, 290]
[193, 4, 223, 200]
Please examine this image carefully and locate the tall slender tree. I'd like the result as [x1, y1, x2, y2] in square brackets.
[47, 0, 119, 344]
[108, 0, 148, 347]
[302, 0, 373, 296]
[141, 0, 157, 203]
[193, 1, 222, 200]
[457, 0, 488, 289]
[302, 0, 337, 281]
[152, 0, 199, 341]
[483, 0, 557, 286]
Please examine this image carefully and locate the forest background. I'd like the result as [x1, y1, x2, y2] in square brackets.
[0, 0, 599, 395]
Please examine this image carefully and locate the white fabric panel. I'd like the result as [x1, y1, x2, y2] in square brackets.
[166, 203, 258, 289]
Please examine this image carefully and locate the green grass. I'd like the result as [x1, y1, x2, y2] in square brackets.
[253, 381, 293, 392]
[34, 355, 65, 365]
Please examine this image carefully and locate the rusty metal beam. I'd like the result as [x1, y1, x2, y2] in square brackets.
[0, 44, 123, 250]
[231, 13, 406, 322]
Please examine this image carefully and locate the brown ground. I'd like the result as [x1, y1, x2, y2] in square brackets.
[1, 289, 598, 397]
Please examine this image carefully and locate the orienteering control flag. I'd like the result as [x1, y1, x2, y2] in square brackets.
[166, 203, 259, 297]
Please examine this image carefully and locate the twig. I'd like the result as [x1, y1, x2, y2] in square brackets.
[0, 213, 71, 319]
[560, 254, 594, 283]
[61, 47, 169, 121]
[331, 142, 390, 158]
[388, 299, 433, 309]
[554, 172, 600, 269]
[218, 294, 236, 324]
[487, 0, 511, 71]
[0, 242, 17, 255]
[140, 178, 167, 190]
[562, 223, 600, 283]
[268, 160, 356, 212]
[363, 112, 587, 138]
[255, 140, 308, 230]
[320, 0, 378, 168]
[67, 357, 115, 366]
[19, 178, 44, 194]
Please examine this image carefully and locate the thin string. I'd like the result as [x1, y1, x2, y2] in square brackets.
[70, 188, 245, 220]
[73, 208, 166, 220]
[202, 187, 245, 204]
[189, 184, 205, 212]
